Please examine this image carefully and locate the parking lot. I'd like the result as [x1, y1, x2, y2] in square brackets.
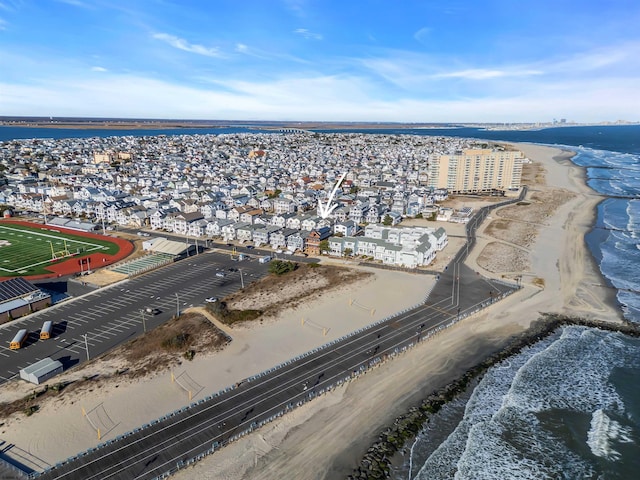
[0, 251, 272, 383]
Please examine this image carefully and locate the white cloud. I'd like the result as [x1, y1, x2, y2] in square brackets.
[545, 42, 640, 74]
[294, 28, 322, 40]
[433, 68, 543, 80]
[413, 27, 430, 44]
[56, 0, 93, 8]
[283, 0, 307, 18]
[235, 43, 248, 53]
[1, 69, 638, 123]
[91, 66, 107, 72]
[152, 33, 222, 58]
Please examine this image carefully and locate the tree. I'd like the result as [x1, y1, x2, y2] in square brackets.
[268, 260, 297, 275]
[382, 214, 393, 226]
[344, 248, 353, 257]
[319, 239, 330, 254]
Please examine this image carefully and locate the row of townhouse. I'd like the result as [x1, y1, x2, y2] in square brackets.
[211, 221, 332, 254]
[328, 225, 448, 268]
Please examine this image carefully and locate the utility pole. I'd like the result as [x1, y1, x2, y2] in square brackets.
[175, 293, 180, 317]
[82, 334, 90, 361]
[239, 269, 244, 288]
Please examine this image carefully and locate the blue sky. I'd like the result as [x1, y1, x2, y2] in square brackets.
[1, 0, 639, 122]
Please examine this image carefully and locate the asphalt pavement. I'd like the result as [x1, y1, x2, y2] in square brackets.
[0, 251, 270, 384]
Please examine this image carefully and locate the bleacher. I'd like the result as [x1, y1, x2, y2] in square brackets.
[108, 253, 174, 277]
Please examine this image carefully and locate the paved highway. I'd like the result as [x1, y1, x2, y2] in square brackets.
[0, 251, 271, 384]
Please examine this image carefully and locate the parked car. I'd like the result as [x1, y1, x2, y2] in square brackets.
[246, 245, 255, 249]
[145, 307, 161, 315]
[216, 272, 225, 278]
[205, 297, 218, 303]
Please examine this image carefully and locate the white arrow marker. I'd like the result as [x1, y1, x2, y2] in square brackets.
[317, 172, 348, 219]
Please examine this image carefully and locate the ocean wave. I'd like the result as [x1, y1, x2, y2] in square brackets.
[454, 410, 593, 480]
[627, 200, 640, 238]
[415, 328, 640, 479]
[600, 241, 639, 292]
[586, 409, 633, 461]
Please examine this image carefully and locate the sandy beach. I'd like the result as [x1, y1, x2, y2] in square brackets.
[0, 143, 623, 478]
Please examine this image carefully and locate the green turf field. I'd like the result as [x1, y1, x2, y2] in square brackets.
[0, 223, 120, 276]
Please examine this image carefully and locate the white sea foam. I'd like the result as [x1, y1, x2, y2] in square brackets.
[453, 412, 593, 480]
[626, 199, 640, 239]
[600, 240, 638, 292]
[415, 338, 556, 479]
[416, 327, 640, 479]
[586, 409, 633, 460]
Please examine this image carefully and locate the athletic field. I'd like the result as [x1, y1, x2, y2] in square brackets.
[0, 223, 120, 276]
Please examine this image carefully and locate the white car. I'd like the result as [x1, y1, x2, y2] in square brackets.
[215, 272, 225, 278]
[205, 297, 218, 303]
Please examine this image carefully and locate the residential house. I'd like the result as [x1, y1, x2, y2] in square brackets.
[349, 202, 370, 224]
[334, 220, 359, 237]
[287, 230, 309, 252]
[252, 225, 281, 247]
[305, 226, 332, 255]
[235, 222, 256, 243]
[269, 228, 297, 250]
[271, 212, 295, 228]
[273, 198, 296, 214]
[239, 208, 263, 224]
[174, 211, 205, 235]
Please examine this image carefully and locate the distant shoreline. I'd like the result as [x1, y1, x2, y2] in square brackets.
[1, 120, 637, 132]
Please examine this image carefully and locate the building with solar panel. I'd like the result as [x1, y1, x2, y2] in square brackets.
[0, 277, 51, 324]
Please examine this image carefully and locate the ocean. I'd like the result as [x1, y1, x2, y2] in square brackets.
[400, 327, 640, 479]
[2, 123, 639, 478]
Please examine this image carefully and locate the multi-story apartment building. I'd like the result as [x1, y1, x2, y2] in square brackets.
[427, 148, 524, 194]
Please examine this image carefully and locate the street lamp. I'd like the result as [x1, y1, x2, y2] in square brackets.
[175, 293, 180, 317]
[140, 309, 147, 332]
[82, 334, 90, 361]
[239, 269, 244, 289]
